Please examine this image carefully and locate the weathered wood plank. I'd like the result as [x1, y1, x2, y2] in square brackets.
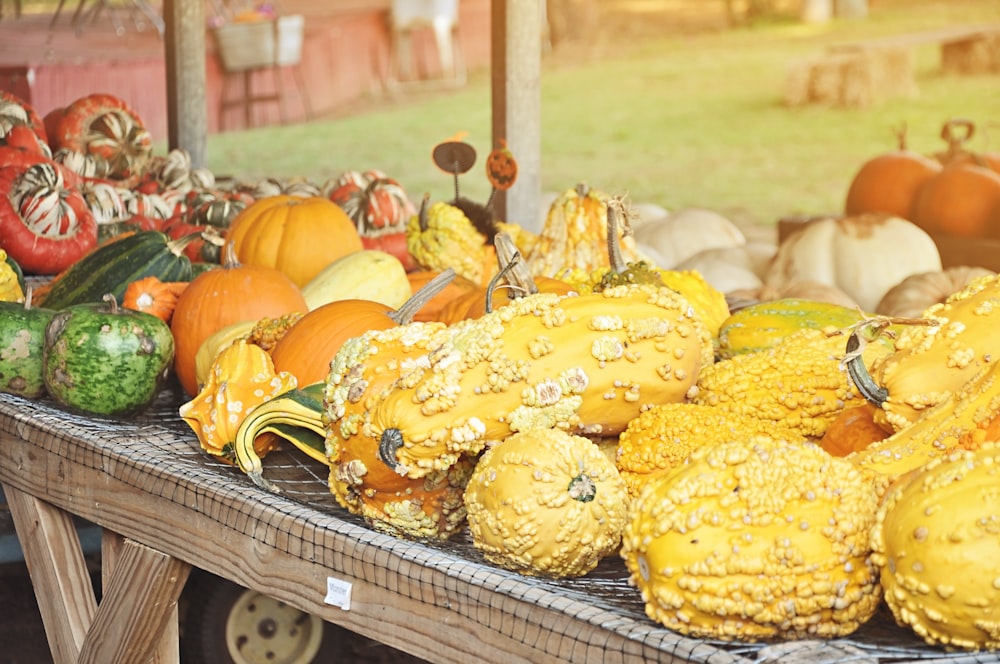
[3, 483, 97, 664]
[79, 537, 190, 664]
[102, 531, 184, 664]
[491, 0, 543, 232]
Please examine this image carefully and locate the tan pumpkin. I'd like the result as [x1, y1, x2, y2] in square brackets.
[875, 265, 995, 318]
[225, 194, 364, 287]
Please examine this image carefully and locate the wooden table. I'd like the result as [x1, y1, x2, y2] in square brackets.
[0, 388, 994, 664]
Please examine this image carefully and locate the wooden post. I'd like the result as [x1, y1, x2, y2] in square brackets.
[163, 0, 208, 168]
[491, 0, 542, 232]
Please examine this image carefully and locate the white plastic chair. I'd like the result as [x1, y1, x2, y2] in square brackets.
[389, 0, 466, 86]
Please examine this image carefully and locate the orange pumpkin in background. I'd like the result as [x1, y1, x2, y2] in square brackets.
[909, 161, 1000, 238]
[170, 244, 308, 396]
[844, 127, 942, 219]
[225, 195, 363, 287]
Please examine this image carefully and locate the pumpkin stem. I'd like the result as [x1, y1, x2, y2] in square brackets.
[378, 428, 406, 474]
[391, 268, 457, 324]
[567, 473, 597, 503]
[221, 240, 241, 269]
[938, 118, 976, 164]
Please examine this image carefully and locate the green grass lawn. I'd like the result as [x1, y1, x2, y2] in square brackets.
[204, 0, 1000, 226]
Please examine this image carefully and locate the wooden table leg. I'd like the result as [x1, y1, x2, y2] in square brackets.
[3, 482, 192, 664]
[4, 482, 98, 664]
[80, 535, 190, 664]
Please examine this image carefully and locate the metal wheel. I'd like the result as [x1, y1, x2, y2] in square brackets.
[180, 571, 332, 664]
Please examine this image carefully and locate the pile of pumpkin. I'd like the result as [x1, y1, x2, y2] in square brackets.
[3, 90, 1000, 653]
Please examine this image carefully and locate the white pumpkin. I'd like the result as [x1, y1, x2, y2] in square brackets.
[765, 214, 941, 312]
[633, 207, 746, 269]
[675, 242, 777, 293]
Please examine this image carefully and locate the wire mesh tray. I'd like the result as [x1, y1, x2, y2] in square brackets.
[1, 386, 997, 664]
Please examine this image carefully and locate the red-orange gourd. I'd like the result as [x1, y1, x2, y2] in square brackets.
[225, 194, 364, 288]
[818, 403, 891, 457]
[407, 269, 481, 322]
[170, 244, 308, 397]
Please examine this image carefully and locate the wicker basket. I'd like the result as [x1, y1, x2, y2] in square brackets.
[213, 14, 305, 73]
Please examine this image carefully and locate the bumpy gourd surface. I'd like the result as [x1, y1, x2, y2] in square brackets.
[622, 436, 881, 641]
[364, 286, 713, 478]
[872, 444, 1000, 650]
[464, 428, 628, 578]
[869, 273, 1000, 431]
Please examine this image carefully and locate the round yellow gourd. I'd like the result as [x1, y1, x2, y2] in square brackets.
[193, 319, 257, 390]
[871, 443, 1000, 651]
[622, 436, 882, 641]
[464, 428, 628, 578]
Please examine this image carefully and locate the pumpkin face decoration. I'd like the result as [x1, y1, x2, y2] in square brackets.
[324, 169, 417, 271]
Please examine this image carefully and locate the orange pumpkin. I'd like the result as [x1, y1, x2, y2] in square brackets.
[225, 194, 364, 287]
[272, 270, 456, 385]
[844, 127, 942, 219]
[818, 403, 891, 457]
[170, 244, 308, 397]
[909, 161, 1000, 238]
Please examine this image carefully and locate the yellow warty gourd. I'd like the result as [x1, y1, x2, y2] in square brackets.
[622, 436, 882, 641]
[464, 428, 628, 578]
[690, 327, 888, 440]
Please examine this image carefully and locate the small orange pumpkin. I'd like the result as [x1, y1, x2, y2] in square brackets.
[225, 194, 364, 287]
[122, 276, 188, 323]
[171, 243, 308, 397]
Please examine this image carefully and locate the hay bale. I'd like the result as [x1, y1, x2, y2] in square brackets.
[942, 33, 1000, 74]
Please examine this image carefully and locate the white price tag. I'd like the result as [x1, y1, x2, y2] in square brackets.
[325, 576, 352, 610]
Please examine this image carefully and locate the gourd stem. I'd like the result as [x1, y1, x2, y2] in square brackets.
[484, 258, 520, 314]
[102, 293, 120, 314]
[378, 428, 405, 473]
[606, 199, 627, 274]
[390, 268, 457, 324]
[494, 232, 538, 299]
[418, 193, 431, 232]
[169, 231, 205, 256]
[844, 329, 888, 407]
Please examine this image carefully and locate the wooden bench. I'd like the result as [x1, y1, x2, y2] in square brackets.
[786, 23, 1000, 108]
